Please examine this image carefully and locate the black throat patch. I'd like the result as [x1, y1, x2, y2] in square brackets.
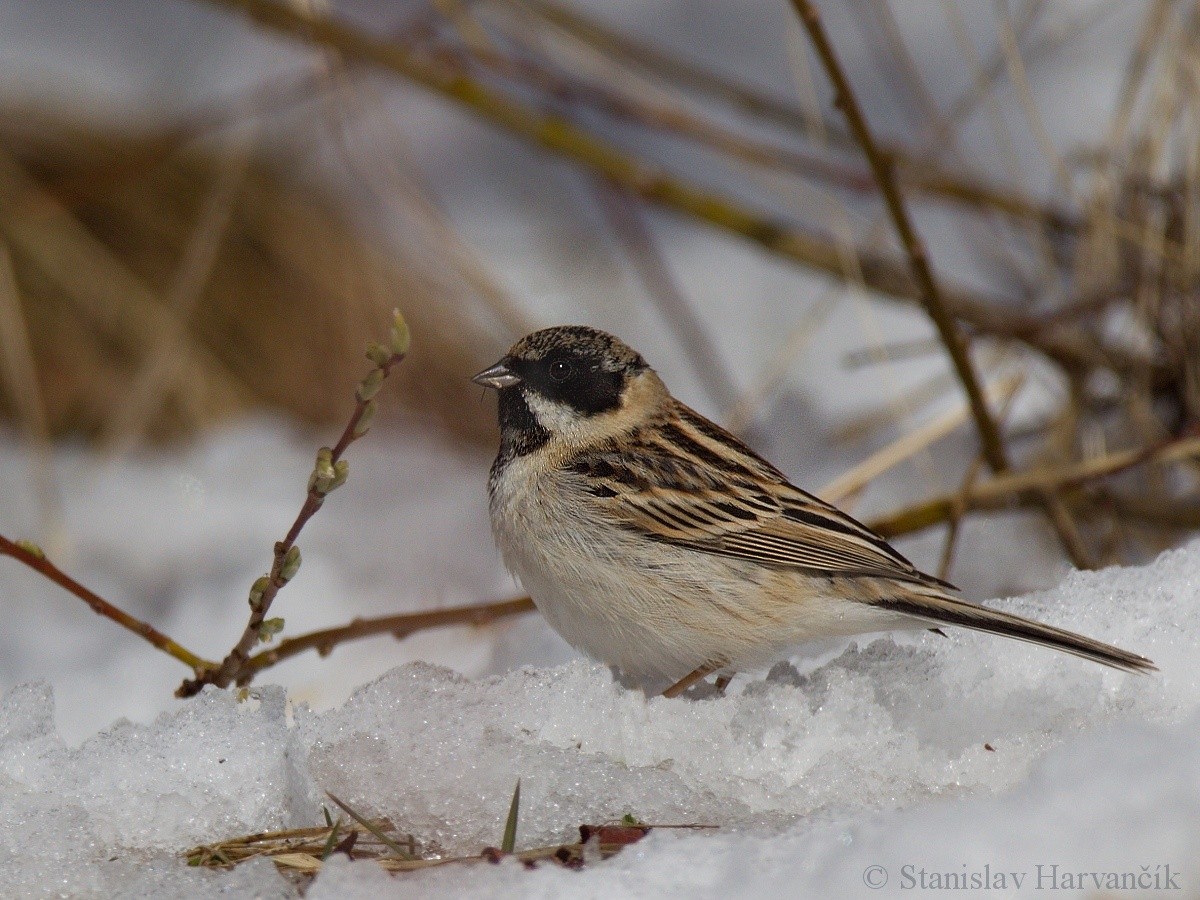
[495, 387, 550, 464]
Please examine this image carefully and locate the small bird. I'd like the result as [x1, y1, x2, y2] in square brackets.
[473, 325, 1155, 697]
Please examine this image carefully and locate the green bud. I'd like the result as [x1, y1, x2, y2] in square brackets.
[353, 400, 376, 438]
[356, 368, 384, 402]
[280, 545, 302, 583]
[366, 342, 392, 367]
[258, 617, 285, 643]
[248, 575, 272, 609]
[390, 308, 411, 356]
[309, 446, 337, 494]
[331, 459, 349, 490]
[15, 539, 44, 559]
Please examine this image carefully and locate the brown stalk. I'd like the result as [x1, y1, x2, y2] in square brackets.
[190, 0, 1086, 363]
[788, 0, 1098, 568]
[789, 0, 1007, 476]
[0, 534, 215, 675]
[868, 433, 1200, 539]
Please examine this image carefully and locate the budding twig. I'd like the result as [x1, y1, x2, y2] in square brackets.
[177, 310, 411, 697]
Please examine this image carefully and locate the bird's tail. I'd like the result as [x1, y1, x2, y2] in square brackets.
[874, 589, 1156, 674]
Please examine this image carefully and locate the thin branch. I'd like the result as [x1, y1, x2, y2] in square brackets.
[190, 0, 1068, 353]
[868, 433, 1200, 539]
[177, 314, 410, 697]
[788, 0, 1010, 477]
[236, 597, 536, 682]
[0, 534, 214, 674]
[788, 0, 1102, 568]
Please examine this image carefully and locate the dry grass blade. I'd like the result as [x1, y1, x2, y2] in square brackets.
[819, 373, 1024, 505]
[187, 819, 402, 868]
[189, 815, 710, 877]
[501, 779, 521, 854]
[325, 792, 416, 860]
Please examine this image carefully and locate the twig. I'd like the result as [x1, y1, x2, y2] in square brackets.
[0, 534, 214, 675]
[177, 312, 411, 697]
[191, 0, 1060, 352]
[819, 373, 1023, 505]
[868, 433, 1200, 539]
[788, 0, 1100, 568]
[236, 597, 536, 682]
[788, 0, 1009, 477]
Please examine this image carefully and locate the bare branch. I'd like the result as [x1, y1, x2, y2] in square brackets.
[0, 534, 214, 675]
[236, 597, 536, 683]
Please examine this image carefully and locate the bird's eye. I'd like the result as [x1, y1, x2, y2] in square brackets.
[549, 360, 573, 382]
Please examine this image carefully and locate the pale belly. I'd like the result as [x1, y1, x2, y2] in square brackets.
[488, 457, 913, 682]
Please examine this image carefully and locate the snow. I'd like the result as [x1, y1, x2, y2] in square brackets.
[0, 500, 1196, 896]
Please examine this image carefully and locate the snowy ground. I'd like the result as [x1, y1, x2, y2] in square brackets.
[0, 422, 1197, 898]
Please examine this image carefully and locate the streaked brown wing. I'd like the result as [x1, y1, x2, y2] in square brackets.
[572, 402, 954, 589]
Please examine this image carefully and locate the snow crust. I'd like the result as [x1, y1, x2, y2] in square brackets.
[0, 542, 1196, 897]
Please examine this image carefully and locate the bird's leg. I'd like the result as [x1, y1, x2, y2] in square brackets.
[713, 673, 733, 694]
[662, 661, 721, 698]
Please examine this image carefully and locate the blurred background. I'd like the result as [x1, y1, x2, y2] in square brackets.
[1, 0, 1197, 741]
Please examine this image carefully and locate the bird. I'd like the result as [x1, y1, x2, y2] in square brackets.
[472, 325, 1155, 697]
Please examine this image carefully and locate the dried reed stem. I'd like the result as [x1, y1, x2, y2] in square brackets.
[789, 0, 1099, 567]
[869, 433, 1200, 539]
[819, 373, 1023, 505]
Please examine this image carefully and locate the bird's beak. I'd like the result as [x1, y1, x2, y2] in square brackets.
[472, 360, 522, 390]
